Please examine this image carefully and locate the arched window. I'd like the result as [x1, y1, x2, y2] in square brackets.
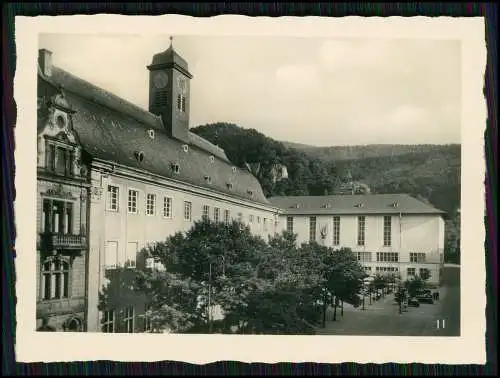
[41, 256, 70, 300]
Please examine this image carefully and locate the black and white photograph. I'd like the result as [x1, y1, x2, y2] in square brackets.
[15, 15, 486, 364]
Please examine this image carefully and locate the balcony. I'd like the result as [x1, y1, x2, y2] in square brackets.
[40, 233, 87, 251]
[36, 297, 85, 318]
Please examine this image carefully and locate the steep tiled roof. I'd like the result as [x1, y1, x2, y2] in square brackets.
[268, 194, 445, 215]
[151, 46, 189, 72]
[39, 66, 269, 205]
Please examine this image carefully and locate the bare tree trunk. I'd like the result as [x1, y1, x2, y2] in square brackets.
[341, 300, 344, 316]
[322, 291, 328, 328]
[333, 303, 337, 321]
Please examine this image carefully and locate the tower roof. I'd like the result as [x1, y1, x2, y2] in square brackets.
[149, 37, 192, 77]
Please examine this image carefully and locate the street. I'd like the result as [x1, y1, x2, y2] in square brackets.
[317, 265, 460, 336]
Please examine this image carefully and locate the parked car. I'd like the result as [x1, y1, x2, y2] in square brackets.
[408, 297, 420, 307]
[417, 293, 434, 304]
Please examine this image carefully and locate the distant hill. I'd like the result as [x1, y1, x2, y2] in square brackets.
[282, 141, 460, 162]
[191, 122, 461, 215]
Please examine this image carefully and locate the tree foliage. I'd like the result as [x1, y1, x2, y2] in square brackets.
[419, 268, 431, 282]
[404, 276, 425, 298]
[100, 219, 367, 334]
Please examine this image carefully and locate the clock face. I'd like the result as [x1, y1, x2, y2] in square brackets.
[154, 72, 168, 89]
[177, 77, 187, 94]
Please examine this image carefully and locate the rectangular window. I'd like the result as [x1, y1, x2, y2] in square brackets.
[128, 189, 138, 214]
[333, 216, 340, 246]
[410, 253, 426, 263]
[104, 241, 119, 269]
[376, 266, 398, 272]
[263, 218, 267, 231]
[54, 146, 67, 175]
[407, 267, 416, 277]
[309, 216, 317, 241]
[146, 194, 156, 216]
[257, 216, 261, 223]
[126, 242, 138, 268]
[184, 201, 192, 221]
[177, 94, 182, 110]
[357, 252, 372, 262]
[202, 205, 210, 220]
[124, 306, 135, 333]
[163, 196, 172, 218]
[286, 216, 294, 233]
[376, 252, 399, 262]
[419, 268, 427, 277]
[144, 304, 153, 332]
[46, 143, 55, 171]
[154, 91, 168, 107]
[107, 185, 119, 211]
[249, 214, 254, 223]
[102, 310, 115, 333]
[364, 266, 372, 272]
[383, 216, 392, 246]
[214, 207, 220, 223]
[357, 216, 366, 246]
[224, 209, 230, 224]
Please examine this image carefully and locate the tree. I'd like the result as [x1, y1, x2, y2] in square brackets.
[121, 221, 333, 335]
[404, 276, 424, 298]
[371, 273, 388, 298]
[394, 285, 407, 314]
[130, 219, 269, 333]
[323, 247, 365, 322]
[419, 268, 431, 282]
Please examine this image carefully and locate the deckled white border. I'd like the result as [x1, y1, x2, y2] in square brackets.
[14, 15, 487, 364]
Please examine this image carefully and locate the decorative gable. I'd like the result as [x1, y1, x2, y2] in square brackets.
[37, 87, 85, 179]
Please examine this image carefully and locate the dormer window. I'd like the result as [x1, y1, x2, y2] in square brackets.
[182, 144, 189, 153]
[290, 203, 301, 209]
[205, 175, 212, 184]
[171, 163, 180, 174]
[226, 183, 234, 190]
[147, 129, 155, 139]
[209, 155, 215, 163]
[247, 189, 254, 196]
[391, 201, 399, 208]
[134, 151, 145, 163]
[354, 203, 364, 208]
[232, 166, 237, 173]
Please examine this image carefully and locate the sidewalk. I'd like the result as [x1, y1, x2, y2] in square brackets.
[316, 287, 450, 336]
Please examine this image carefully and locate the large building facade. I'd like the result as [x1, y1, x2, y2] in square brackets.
[269, 194, 445, 285]
[37, 43, 281, 333]
[36, 55, 90, 331]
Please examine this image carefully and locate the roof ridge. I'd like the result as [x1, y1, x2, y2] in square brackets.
[52, 65, 163, 127]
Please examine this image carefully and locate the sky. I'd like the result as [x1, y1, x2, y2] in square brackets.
[39, 34, 461, 147]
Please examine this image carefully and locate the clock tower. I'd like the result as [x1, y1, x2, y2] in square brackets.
[147, 37, 193, 143]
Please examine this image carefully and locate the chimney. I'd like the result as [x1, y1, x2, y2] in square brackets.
[38, 49, 53, 77]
